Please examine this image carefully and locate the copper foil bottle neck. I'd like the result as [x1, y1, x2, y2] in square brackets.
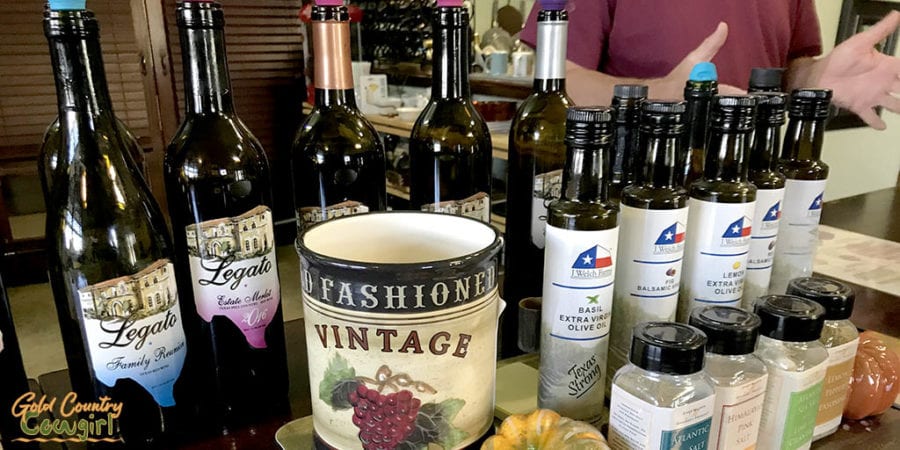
[312, 6, 353, 91]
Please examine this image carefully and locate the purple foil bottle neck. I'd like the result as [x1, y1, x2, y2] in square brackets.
[437, 0, 464, 7]
[540, 0, 567, 10]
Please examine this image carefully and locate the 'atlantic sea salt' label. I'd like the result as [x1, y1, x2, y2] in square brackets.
[609, 385, 714, 450]
[186, 205, 281, 349]
[78, 260, 186, 407]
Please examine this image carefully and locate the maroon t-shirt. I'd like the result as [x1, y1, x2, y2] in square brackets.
[520, 0, 823, 89]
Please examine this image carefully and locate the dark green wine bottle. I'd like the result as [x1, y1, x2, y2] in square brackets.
[770, 89, 832, 293]
[539, 107, 618, 426]
[609, 100, 689, 384]
[680, 62, 718, 189]
[743, 93, 787, 307]
[43, 7, 189, 447]
[608, 84, 648, 202]
[678, 96, 758, 322]
[165, 0, 288, 432]
[291, 2, 386, 234]
[409, 3, 492, 223]
[500, 2, 572, 357]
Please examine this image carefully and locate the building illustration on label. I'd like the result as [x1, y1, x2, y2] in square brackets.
[78, 260, 186, 407]
[721, 216, 752, 247]
[186, 205, 274, 259]
[534, 170, 563, 205]
[654, 222, 686, 254]
[571, 245, 614, 280]
[421, 192, 490, 222]
[186, 206, 281, 349]
[299, 200, 370, 229]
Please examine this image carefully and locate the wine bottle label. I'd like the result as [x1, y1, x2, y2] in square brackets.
[609, 385, 715, 450]
[814, 338, 859, 438]
[186, 206, 281, 349]
[539, 225, 617, 425]
[78, 260, 186, 407]
[770, 179, 827, 293]
[709, 375, 767, 450]
[420, 192, 490, 223]
[530, 169, 563, 248]
[298, 201, 370, 231]
[609, 205, 688, 377]
[679, 198, 755, 319]
[744, 187, 785, 305]
[757, 362, 827, 450]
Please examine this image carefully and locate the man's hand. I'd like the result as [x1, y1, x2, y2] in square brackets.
[803, 11, 900, 129]
[659, 22, 746, 98]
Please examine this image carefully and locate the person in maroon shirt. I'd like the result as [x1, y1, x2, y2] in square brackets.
[520, 0, 900, 129]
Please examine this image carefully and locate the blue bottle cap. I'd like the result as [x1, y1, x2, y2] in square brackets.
[689, 62, 718, 82]
[48, 0, 87, 10]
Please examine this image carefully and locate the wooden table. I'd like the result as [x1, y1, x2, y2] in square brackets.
[29, 187, 900, 449]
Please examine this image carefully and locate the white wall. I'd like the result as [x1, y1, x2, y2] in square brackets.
[815, 0, 900, 200]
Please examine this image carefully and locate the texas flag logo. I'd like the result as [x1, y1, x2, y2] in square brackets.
[722, 217, 752, 238]
[655, 223, 686, 245]
[571, 245, 614, 279]
[763, 202, 782, 222]
[809, 193, 824, 211]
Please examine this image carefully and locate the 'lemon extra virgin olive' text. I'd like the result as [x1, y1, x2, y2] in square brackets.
[313, 325, 472, 358]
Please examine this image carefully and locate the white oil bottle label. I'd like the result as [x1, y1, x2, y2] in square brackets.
[757, 362, 827, 450]
[770, 179, 827, 293]
[186, 205, 281, 349]
[609, 385, 714, 450]
[610, 205, 688, 375]
[743, 188, 784, 306]
[679, 198, 755, 320]
[531, 169, 563, 248]
[78, 260, 187, 407]
[814, 338, 859, 438]
[709, 375, 768, 450]
[539, 224, 618, 426]
[421, 191, 491, 223]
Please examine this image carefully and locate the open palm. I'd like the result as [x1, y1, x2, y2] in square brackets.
[817, 11, 900, 129]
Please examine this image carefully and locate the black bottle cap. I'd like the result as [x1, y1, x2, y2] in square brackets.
[629, 322, 707, 375]
[749, 67, 785, 92]
[642, 100, 687, 115]
[754, 295, 826, 342]
[709, 95, 757, 132]
[754, 92, 787, 126]
[689, 306, 761, 355]
[566, 106, 614, 147]
[789, 89, 832, 119]
[786, 277, 855, 321]
[640, 100, 686, 134]
[613, 84, 649, 100]
[177, 0, 225, 28]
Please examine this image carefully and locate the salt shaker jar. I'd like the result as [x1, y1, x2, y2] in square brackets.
[690, 306, 768, 450]
[609, 322, 716, 449]
[754, 295, 828, 450]
[787, 277, 859, 440]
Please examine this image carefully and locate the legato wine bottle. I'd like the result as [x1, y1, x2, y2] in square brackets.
[539, 107, 618, 426]
[43, 6, 189, 447]
[770, 89, 833, 293]
[409, 0, 492, 223]
[291, 0, 386, 233]
[501, 0, 572, 357]
[608, 84, 648, 202]
[0, 265, 31, 448]
[743, 93, 787, 307]
[165, 0, 288, 431]
[608, 101, 689, 387]
[678, 96, 757, 322]
[680, 62, 718, 189]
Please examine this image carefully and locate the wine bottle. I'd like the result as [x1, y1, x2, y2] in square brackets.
[748, 67, 784, 93]
[291, 0, 386, 234]
[0, 266, 31, 447]
[608, 101, 689, 385]
[500, 0, 572, 357]
[43, 6, 188, 446]
[770, 89, 832, 293]
[743, 93, 787, 307]
[679, 62, 718, 188]
[608, 84, 648, 202]
[409, 0, 492, 223]
[539, 107, 618, 427]
[677, 96, 758, 322]
[165, 0, 288, 431]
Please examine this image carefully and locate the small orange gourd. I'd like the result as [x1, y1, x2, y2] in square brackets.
[481, 409, 610, 450]
[844, 330, 900, 420]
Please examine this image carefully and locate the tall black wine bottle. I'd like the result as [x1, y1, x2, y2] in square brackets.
[164, 0, 288, 432]
[409, 0, 492, 222]
[501, 0, 572, 357]
[43, 6, 189, 447]
[0, 265, 31, 447]
[680, 62, 718, 188]
[291, 0, 386, 233]
[608, 84, 648, 202]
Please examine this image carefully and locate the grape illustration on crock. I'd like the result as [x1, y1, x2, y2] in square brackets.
[320, 355, 469, 449]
